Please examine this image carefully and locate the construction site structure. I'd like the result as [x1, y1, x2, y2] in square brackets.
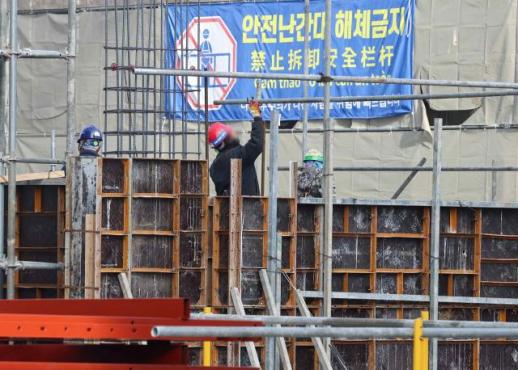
[2, 0, 518, 369]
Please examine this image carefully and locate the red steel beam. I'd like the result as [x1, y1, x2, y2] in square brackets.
[0, 343, 187, 364]
[0, 299, 261, 341]
[0, 363, 258, 370]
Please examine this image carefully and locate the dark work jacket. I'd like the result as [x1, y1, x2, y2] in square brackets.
[210, 117, 264, 196]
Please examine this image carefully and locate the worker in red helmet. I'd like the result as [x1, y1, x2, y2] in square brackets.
[208, 100, 264, 196]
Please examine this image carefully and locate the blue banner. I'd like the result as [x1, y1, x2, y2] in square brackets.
[165, 0, 414, 121]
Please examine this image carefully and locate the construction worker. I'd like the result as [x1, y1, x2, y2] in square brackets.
[298, 149, 324, 198]
[208, 100, 264, 196]
[77, 125, 103, 157]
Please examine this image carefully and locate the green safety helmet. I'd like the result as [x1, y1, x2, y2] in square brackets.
[303, 149, 324, 163]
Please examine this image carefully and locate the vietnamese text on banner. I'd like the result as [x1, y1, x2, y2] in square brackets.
[165, 0, 414, 122]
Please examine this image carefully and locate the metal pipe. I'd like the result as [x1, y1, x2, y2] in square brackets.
[153, 326, 414, 339]
[0, 0, 7, 301]
[153, 325, 518, 340]
[300, 290, 518, 306]
[301, 0, 310, 160]
[191, 313, 518, 329]
[0, 260, 64, 270]
[0, 49, 68, 58]
[423, 328, 518, 339]
[266, 110, 280, 370]
[321, 0, 333, 360]
[430, 118, 442, 370]
[50, 129, 56, 171]
[273, 124, 518, 134]
[277, 166, 518, 172]
[65, 0, 77, 156]
[214, 90, 518, 106]
[134, 68, 323, 82]
[134, 68, 518, 90]
[2, 157, 65, 165]
[6, 0, 17, 299]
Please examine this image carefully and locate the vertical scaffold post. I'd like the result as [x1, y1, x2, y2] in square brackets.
[267, 109, 280, 369]
[203, 306, 212, 366]
[6, 0, 18, 299]
[430, 118, 443, 370]
[321, 0, 333, 359]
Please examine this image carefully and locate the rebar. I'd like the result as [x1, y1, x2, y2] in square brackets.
[277, 166, 518, 172]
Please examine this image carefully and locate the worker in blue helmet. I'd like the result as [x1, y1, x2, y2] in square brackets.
[77, 125, 103, 156]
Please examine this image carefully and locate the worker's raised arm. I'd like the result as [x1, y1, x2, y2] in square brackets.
[239, 100, 264, 165]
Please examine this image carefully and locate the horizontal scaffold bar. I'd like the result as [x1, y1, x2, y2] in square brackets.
[301, 291, 518, 306]
[191, 313, 518, 329]
[152, 325, 518, 339]
[133, 67, 518, 89]
[278, 166, 518, 172]
[0, 49, 68, 59]
[214, 89, 518, 105]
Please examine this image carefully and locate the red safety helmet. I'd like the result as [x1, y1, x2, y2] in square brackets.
[208, 122, 232, 149]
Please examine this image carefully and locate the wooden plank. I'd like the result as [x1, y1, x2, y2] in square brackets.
[0, 171, 65, 184]
[84, 214, 95, 299]
[228, 159, 242, 367]
[259, 269, 293, 370]
[289, 161, 298, 198]
[230, 287, 261, 368]
[294, 289, 332, 370]
[118, 272, 133, 298]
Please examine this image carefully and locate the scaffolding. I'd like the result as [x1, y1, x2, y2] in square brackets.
[3, 0, 518, 369]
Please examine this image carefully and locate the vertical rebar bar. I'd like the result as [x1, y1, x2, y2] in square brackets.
[429, 117, 443, 370]
[301, 0, 310, 160]
[6, 0, 17, 299]
[266, 109, 280, 369]
[321, 0, 333, 359]
[66, 0, 77, 156]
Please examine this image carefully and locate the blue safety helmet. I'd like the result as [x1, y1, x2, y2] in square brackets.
[78, 125, 103, 156]
[78, 125, 103, 143]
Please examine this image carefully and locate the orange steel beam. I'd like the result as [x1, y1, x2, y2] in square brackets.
[0, 299, 261, 341]
[0, 363, 257, 370]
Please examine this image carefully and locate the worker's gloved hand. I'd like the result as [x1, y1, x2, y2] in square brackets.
[248, 99, 262, 118]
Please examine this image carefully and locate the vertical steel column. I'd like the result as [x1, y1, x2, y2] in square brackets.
[321, 0, 333, 358]
[66, 0, 77, 155]
[429, 118, 443, 370]
[6, 0, 17, 299]
[266, 109, 280, 369]
[301, 0, 310, 160]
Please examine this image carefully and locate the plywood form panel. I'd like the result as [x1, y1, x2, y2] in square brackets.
[14, 185, 64, 298]
[97, 158, 208, 304]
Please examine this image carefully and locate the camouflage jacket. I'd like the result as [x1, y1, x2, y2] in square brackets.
[297, 165, 323, 198]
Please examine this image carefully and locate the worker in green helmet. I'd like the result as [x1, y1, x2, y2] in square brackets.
[298, 149, 324, 198]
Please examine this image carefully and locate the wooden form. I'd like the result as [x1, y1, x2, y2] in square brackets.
[12, 184, 65, 298]
[96, 158, 208, 307]
[290, 204, 518, 370]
